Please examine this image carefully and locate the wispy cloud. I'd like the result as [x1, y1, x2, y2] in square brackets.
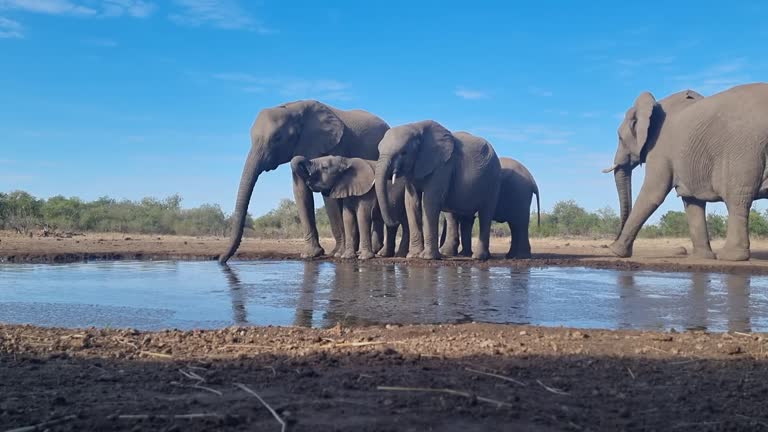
[616, 55, 676, 67]
[454, 87, 488, 100]
[170, 0, 271, 32]
[0, 0, 96, 16]
[670, 58, 750, 95]
[528, 86, 553, 97]
[473, 125, 575, 146]
[0, 16, 22, 38]
[214, 73, 353, 101]
[100, 0, 155, 18]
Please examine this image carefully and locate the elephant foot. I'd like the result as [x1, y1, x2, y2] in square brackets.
[458, 248, 473, 257]
[359, 250, 375, 260]
[406, 247, 424, 259]
[608, 241, 632, 258]
[340, 250, 357, 260]
[508, 251, 531, 259]
[419, 249, 442, 260]
[439, 246, 458, 257]
[301, 245, 325, 259]
[716, 248, 750, 261]
[690, 248, 716, 260]
[472, 250, 491, 261]
[395, 248, 409, 258]
[377, 249, 395, 258]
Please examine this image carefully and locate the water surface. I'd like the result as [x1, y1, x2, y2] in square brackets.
[1, 260, 766, 332]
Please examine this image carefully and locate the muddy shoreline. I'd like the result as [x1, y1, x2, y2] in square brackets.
[5, 233, 768, 275]
[2, 323, 767, 431]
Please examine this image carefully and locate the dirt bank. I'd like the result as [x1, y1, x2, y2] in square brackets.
[4, 232, 768, 274]
[1, 323, 766, 431]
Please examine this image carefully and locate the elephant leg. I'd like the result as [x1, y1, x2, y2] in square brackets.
[610, 170, 672, 257]
[322, 195, 345, 257]
[439, 213, 460, 257]
[340, 201, 358, 259]
[718, 197, 752, 261]
[405, 185, 424, 258]
[396, 223, 410, 257]
[683, 197, 715, 259]
[420, 188, 444, 260]
[474, 206, 494, 261]
[514, 222, 532, 259]
[458, 215, 474, 257]
[357, 201, 375, 260]
[379, 225, 397, 257]
[506, 222, 516, 259]
[293, 172, 324, 258]
[371, 216, 384, 255]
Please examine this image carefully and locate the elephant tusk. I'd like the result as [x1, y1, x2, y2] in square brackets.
[391, 172, 397, 185]
[601, 164, 619, 174]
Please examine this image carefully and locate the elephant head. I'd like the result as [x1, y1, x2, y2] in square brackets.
[374, 120, 454, 226]
[219, 100, 345, 264]
[603, 89, 703, 235]
[290, 155, 375, 199]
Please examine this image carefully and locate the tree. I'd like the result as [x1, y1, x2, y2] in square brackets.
[657, 211, 688, 237]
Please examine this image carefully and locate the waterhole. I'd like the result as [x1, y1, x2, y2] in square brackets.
[1, 260, 766, 332]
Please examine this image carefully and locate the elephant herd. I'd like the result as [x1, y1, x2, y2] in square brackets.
[219, 82, 768, 264]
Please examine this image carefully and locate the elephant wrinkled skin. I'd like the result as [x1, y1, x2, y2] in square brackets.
[290, 155, 408, 259]
[606, 83, 768, 261]
[374, 122, 501, 261]
[219, 100, 389, 264]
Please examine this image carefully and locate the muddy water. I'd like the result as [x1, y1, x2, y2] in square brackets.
[1, 260, 767, 332]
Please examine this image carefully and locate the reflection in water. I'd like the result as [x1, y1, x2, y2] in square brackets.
[616, 271, 753, 332]
[221, 265, 248, 325]
[2, 261, 767, 332]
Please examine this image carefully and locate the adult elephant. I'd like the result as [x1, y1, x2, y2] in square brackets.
[219, 100, 389, 264]
[604, 83, 768, 261]
[441, 157, 540, 258]
[374, 121, 501, 260]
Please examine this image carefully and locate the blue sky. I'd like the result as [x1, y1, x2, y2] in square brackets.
[2, 1, 767, 221]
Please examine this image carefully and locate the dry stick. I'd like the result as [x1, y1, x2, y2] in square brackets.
[220, 343, 273, 350]
[332, 341, 398, 348]
[140, 350, 172, 359]
[377, 386, 512, 408]
[644, 345, 671, 354]
[117, 414, 221, 420]
[626, 367, 636, 380]
[234, 383, 287, 432]
[736, 414, 768, 428]
[536, 380, 570, 396]
[465, 367, 527, 387]
[734, 332, 753, 338]
[5, 415, 78, 432]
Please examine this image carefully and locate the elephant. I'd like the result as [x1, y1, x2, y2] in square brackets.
[604, 83, 768, 261]
[290, 155, 409, 259]
[219, 100, 389, 264]
[374, 121, 501, 260]
[441, 157, 541, 258]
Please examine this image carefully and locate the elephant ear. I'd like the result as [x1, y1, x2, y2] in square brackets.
[414, 121, 455, 179]
[296, 101, 345, 159]
[330, 158, 375, 199]
[629, 92, 656, 161]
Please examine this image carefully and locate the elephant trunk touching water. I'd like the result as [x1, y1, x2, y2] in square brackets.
[221, 146, 264, 263]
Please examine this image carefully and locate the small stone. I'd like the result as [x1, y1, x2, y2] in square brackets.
[519, 331, 528, 336]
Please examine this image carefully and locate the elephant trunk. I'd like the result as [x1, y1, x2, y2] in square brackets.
[375, 157, 398, 227]
[219, 147, 263, 264]
[614, 166, 632, 238]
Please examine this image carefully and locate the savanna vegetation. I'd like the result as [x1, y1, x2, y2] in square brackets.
[3, 190, 768, 239]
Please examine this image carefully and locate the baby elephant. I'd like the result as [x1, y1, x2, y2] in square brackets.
[290, 155, 408, 259]
[441, 157, 540, 258]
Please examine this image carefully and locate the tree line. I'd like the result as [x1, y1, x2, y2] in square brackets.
[4, 190, 768, 239]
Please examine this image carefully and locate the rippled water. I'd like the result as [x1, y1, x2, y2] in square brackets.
[1, 260, 767, 332]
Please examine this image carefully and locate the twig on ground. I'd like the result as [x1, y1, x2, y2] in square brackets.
[669, 358, 705, 366]
[356, 374, 373, 382]
[177, 368, 223, 396]
[627, 367, 636, 380]
[332, 341, 398, 348]
[377, 386, 512, 408]
[234, 383, 287, 432]
[736, 414, 768, 428]
[139, 350, 172, 359]
[465, 367, 527, 387]
[117, 413, 221, 420]
[644, 346, 671, 354]
[219, 344, 273, 350]
[734, 332, 753, 338]
[5, 415, 78, 432]
[536, 380, 570, 396]
[265, 366, 277, 376]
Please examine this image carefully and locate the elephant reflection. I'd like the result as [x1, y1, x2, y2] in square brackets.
[616, 271, 752, 332]
[220, 265, 248, 325]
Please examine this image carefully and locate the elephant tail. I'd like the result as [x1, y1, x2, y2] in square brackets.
[533, 183, 541, 228]
[439, 215, 447, 247]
